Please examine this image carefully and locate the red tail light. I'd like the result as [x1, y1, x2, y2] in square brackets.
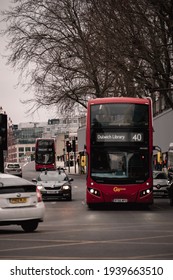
[36, 187, 43, 202]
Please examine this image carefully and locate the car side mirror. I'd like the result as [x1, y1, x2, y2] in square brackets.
[69, 178, 74, 182]
[32, 179, 37, 183]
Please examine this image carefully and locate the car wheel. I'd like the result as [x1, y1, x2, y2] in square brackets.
[66, 193, 72, 201]
[21, 221, 39, 232]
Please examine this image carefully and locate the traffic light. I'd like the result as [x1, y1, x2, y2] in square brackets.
[66, 141, 72, 153]
[72, 139, 76, 152]
[0, 114, 7, 150]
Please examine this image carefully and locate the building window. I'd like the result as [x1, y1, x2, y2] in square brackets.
[19, 147, 24, 152]
[19, 153, 24, 158]
[25, 147, 31, 152]
[32, 147, 35, 152]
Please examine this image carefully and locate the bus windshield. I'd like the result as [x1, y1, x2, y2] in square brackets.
[36, 152, 54, 164]
[91, 103, 149, 127]
[90, 148, 149, 184]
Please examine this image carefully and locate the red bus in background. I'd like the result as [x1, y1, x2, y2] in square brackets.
[86, 97, 153, 208]
[35, 138, 56, 171]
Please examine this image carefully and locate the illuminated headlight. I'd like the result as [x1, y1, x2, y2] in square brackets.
[140, 188, 152, 197]
[88, 188, 100, 197]
[62, 185, 70, 190]
[37, 185, 44, 191]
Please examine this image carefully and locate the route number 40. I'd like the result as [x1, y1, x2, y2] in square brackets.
[132, 133, 143, 142]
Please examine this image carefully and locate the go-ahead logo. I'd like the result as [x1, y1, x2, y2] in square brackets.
[113, 187, 126, 192]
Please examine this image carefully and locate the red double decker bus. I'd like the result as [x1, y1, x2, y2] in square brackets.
[35, 138, 56, 171]
[86, 97, 153, 208]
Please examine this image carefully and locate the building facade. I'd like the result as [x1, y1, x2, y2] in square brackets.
[7, 122, 47, 162]
[6, 117, 81, 162]
[153, 108, 173, 153]
[5, 95, 173, 164]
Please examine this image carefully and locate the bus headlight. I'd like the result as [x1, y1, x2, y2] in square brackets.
[140, 188, 152, 197]
[88, 188, 101, 197]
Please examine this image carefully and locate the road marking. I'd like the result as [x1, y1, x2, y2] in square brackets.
[1, 233, 173, 252]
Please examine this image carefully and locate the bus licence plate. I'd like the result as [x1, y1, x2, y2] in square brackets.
[10, 198, 27, 204]
[113, 198, 128, 203]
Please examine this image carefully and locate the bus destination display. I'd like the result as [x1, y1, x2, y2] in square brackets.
[96, 132, 144, 142]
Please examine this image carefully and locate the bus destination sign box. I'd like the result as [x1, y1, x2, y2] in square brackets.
[96, 132, 144, 142]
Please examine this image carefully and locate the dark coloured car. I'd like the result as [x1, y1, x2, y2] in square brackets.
[32, 169, 73, 201]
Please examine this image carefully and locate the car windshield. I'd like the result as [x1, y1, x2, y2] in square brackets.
[38, 172, 67, 182]
[7, 164, 20, 168]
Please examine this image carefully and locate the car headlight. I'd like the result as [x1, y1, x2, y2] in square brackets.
[37, 185, 44, 191]
[62, 185, 70, 190]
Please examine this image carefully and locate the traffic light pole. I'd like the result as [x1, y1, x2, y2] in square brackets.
[0, 113, 7, 172]
[67, 152, 70, 173]
[74, 149, 76, 174]
[72, 138, 76, 174]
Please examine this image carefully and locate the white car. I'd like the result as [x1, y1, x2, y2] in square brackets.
[4, 162, 22, 177]
[153, 171, 169, 198]
[0, 173, 45, 232]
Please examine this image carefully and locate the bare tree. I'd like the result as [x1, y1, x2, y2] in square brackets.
[1, 0, 173, 114]
[88, 0, 173, 108]
[2, 0, 119, 114]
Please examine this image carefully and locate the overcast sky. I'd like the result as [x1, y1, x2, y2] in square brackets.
[0, 0, 57, 124]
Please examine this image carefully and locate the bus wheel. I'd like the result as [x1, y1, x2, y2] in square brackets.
[87, 203, 94, 209]
[87, 203, 98, 210]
